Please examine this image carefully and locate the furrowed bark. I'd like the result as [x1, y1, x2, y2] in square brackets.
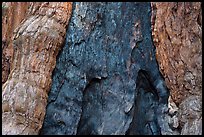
[2, 2, 72, 135]
[151, 2, 202, 135]
[2, 2, 31, 84]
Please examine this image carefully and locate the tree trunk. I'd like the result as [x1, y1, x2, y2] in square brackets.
[40, 2, 169, 135]
[2, 2, 202, 135]
[2, 2, 31, 84]
[2, 2, 72, 135]
[151, 2, 202, 135]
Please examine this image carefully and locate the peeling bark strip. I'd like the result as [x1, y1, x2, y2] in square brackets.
[2, 2, 72, 135]
[2, 2, 31, 84]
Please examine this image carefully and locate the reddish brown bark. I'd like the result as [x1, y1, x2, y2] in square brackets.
[2, 2, 72, 135]
[152, 2, 202, 105]
[2, 2, 202, 135]
[2, 2, 31, 84]
[152, 2, 202, 135]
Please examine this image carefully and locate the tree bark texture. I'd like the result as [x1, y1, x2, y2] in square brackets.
[151, 2, 202, 135]
[2, 2, 202, 135]
[2, 2, 31, 84]
[40, 2, 169, 135]
[2, 2, 72, 135]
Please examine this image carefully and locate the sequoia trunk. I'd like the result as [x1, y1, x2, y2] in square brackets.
[2, 2, 202, 135]
[151, 2, 202, 135]
[2, 2, 72, 135]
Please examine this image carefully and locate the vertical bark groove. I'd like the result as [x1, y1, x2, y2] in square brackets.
[2, 2, 72, 135]
[2, 2, 31, 84]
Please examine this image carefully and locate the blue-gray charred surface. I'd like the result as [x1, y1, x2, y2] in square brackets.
[40, 2, 169, 135]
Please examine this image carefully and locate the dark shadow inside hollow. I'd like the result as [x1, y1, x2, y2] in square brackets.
[126, 69, 161, 135]
[76, 77, 103, 135]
